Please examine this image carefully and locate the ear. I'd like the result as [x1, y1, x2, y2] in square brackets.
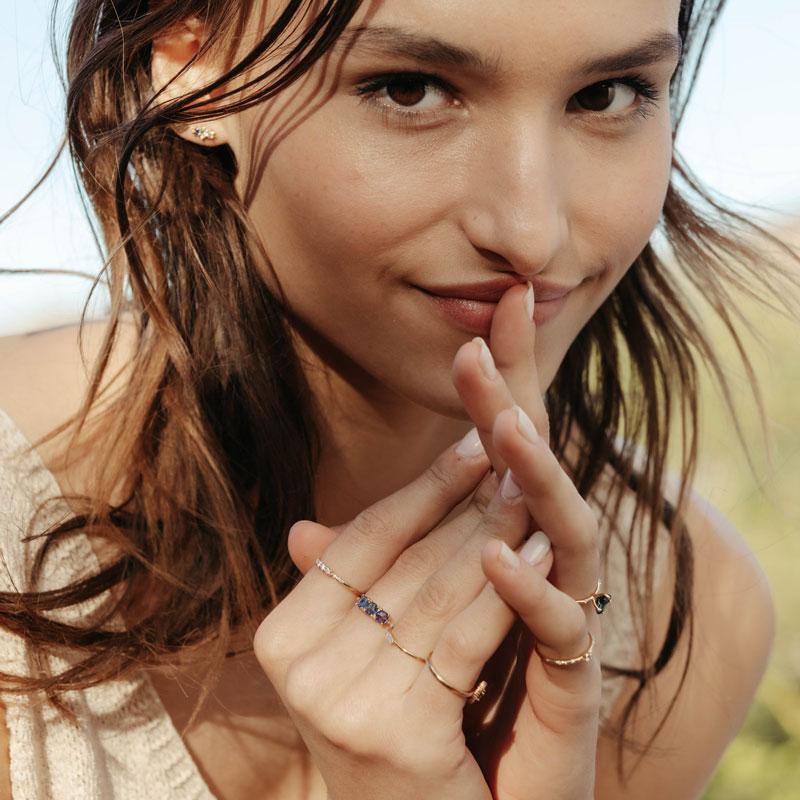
[151, 15, 231, 146]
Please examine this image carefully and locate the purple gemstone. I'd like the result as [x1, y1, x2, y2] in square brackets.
[366, 602, 378, 615]
[375, 610, 389, 624]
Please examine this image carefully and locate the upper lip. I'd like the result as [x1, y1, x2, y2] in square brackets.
[419, 276, 579, 303]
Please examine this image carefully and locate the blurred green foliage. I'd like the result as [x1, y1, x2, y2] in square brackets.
[669, 228, 800, 799]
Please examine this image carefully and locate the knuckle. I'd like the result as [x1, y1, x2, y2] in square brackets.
[394, 539, 442, 583]
[421, 457, 458, 496]
[413, 572, 456, 621]
[435, 621, 477, 666]
[282, 654, 324, 716]
[470, 471, 500, 514]
[350, 505, 393, 544]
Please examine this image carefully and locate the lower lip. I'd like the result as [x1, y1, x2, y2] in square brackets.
[419, 290, 569, 335]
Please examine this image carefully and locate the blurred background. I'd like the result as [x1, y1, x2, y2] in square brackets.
[1, 1, 799, 797]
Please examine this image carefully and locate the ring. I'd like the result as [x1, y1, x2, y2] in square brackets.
[355, 593, 394, 627]
[384, 628, 426, 664]
[315, 558, 363, 596]
[534, 631, 595, 667]
[426, 652, 488, 704]
[575, 579, 612, 615]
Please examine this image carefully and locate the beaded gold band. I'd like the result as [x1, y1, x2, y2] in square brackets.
[534, 631, 595, 666]
[426, 652, 488, 704]
[575, 579, 612, 615]
[315, 558, 362, 596]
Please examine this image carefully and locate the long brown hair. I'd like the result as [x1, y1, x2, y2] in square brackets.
[1, 0, 798, 787]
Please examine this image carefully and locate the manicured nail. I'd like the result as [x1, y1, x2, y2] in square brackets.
[499, 468, 523, 502]
[498, 541, 520, 570]
[519, 530, 551, 565]
[513, 404, 539, 444]
[524, 282, 534, 321]
[455, 427, 485, 458]
[472, 337, 497, 380]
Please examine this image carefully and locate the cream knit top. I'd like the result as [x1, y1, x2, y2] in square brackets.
[0, 407, 671, 799]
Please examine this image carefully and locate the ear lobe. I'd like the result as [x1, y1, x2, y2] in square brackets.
[150, 16, 229, 145]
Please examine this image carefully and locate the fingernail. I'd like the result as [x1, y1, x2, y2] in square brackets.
[519, 530, 551, 565]
[513, 404, 539, 444]
[472, 337, 497, 380]
[499, 468, 523, 502]
[524, 282, 534, 321]
[455, 426, 485, 458]
[498, 541, 520, 570]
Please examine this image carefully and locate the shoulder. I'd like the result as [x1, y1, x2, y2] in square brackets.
[595, 475, 775, 799]
[0, 315, 137, 470]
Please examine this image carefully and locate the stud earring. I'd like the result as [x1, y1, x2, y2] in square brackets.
[191, 126, 217, 142]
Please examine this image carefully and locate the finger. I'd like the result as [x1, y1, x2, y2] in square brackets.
[368, 469, 534, 691]
[488, 282, 550, 443]
[480, 537, 603, 707]
[305, 428, 491, 612]
[287, 520, 337, 575]
[492, 404, 600, 602]
[408, 531, 555, 713]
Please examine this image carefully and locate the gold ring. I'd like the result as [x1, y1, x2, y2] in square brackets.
[384, 628, 427, 664]
[315, 558, 363, 597]
[575, 579, 612, 615]
[534, 631, 594, 667]
[426, 652, 488, 704]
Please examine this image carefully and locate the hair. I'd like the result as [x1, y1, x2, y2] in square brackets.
[1, 0, 799, 787]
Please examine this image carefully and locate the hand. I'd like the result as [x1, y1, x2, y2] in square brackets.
[454, 284, 602, 800]
[254, 427, 543, 800]
[278, 284, 602, 800]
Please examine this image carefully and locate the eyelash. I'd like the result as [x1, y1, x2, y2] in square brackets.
[353, 70, 662, 129]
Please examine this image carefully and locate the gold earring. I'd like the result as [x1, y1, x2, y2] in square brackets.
[191, 125, 217, 141]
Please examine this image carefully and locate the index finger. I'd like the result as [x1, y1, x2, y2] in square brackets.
[489, 282, 550, 443]
[304, 431, 492, 613]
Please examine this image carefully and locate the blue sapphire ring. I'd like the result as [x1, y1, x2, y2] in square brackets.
[355, 594, 393, 627]
[576, 579, 612, 615]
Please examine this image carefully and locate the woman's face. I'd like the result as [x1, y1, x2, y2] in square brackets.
[227, 0, 682, 418]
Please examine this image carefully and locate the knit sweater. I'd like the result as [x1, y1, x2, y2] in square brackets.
[0, 407, 670, 799]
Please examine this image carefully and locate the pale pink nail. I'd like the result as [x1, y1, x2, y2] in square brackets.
[524, 282, 534, 321]
[455, 427, 485, 458]
[519, 531, 551, 564]
[499, 468, 523, 502]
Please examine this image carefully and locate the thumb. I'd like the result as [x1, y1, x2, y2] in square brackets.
[287, 520, 342, 574]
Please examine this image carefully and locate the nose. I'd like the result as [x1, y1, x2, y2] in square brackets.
[459, 118, 569, 278]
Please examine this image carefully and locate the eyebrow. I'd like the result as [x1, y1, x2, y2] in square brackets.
[334, 25, 683, 79]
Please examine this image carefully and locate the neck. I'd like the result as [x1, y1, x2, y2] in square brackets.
[290, 320, 474, 528]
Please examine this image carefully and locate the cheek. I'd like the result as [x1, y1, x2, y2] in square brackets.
[239, 116, 431, 307]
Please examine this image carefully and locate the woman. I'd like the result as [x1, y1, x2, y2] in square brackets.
[0, 0, 797, 797]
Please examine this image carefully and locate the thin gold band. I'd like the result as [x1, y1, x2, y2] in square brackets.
[534, 631, 595, 666]
[425, 652, 488, 704]
[315, 558, 362, 596]
[384, 628, 426, 664]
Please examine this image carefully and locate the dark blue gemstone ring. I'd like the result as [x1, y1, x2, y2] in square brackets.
[356, 594, 393, 627]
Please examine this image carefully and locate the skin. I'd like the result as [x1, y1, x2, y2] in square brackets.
[156, 0, 680, 529]
[150, 0, 686, 796]
[0, 1, 691, 799]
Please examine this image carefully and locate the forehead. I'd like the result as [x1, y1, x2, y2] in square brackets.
[337, 0, 683, 79]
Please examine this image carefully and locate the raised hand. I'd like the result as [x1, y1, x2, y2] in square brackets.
[455, 283, 603, 800]
[264, 283, 604, 800]
[253, 425, 545, 800]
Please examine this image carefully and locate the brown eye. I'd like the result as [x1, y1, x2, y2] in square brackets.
[385, 76, 428, 108]
[572, 80, 637, 114]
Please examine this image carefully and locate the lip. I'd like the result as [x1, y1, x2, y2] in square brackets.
[416, 280, 575, 338]
[419, 277, 578, 304]
[418, 288, 571, 335]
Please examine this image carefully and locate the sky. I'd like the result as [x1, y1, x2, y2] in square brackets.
[1, 0, 799, 336]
